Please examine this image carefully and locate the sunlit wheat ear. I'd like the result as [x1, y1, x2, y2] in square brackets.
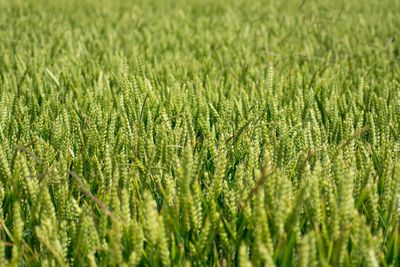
[190, 181, 203, 231]
[143, 191, 159, 247]
[0, 145, 11, 181]
[239, 244, 252, 267]
[158, 215, 171, 267]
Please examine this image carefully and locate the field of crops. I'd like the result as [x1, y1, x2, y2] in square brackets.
[0, 0, 400, 266]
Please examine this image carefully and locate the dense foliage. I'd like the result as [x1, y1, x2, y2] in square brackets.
[0, 0, 400, 266]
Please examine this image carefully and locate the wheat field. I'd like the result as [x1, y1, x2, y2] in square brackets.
[0, 0, 399, 266]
